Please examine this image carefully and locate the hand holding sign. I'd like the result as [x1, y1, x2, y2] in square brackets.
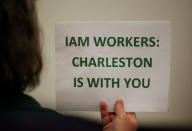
[100, 100, 138, 131]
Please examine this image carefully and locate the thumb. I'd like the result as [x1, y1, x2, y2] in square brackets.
[114, 99, 125, 117]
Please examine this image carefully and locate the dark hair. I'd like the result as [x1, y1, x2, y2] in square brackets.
[0, 0, 42, 92]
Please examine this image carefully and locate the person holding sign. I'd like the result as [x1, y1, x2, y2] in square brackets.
[0, 0, 138, 130]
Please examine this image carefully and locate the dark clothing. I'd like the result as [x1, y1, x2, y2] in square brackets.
[0, 92, 102, 130]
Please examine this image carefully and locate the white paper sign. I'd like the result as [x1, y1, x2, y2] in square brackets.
[55, 21, 171, 112]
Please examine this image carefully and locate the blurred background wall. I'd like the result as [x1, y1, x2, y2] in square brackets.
[27, 0, 192, 128]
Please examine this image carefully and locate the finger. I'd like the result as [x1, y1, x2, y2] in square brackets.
[100, 101, 110, 124]
[130, 116, 138, 129]
[126, 112, 136, 117]
[109, 112, 115, 121]
[126, 112, 138, 128]
[103, 122, 113, 130]
[114, 99, 125, 117]
[102, 116, 111, 125]
[110, 114, 115, 120]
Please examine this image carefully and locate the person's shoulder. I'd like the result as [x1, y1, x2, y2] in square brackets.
[0, 92, 102, 131]
[40, 107, 102, 130]
[1, 107, 102, 130]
